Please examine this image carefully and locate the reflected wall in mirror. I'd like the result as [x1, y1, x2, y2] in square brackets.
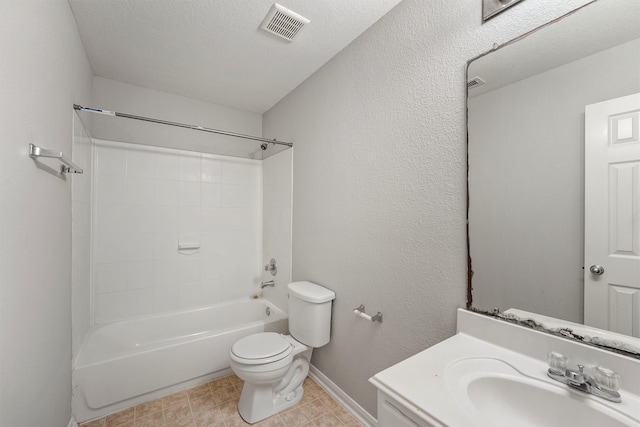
[467, 0, 640, 355]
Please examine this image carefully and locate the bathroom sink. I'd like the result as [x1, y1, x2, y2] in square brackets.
[445, 358, 639, 427]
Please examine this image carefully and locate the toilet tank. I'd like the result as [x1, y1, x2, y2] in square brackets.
[287, 281, 335, 347]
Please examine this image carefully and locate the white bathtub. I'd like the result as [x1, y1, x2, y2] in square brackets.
[72, 298, 287, 422]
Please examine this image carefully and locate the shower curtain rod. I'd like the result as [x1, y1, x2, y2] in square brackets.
[73, 104, 293, 148]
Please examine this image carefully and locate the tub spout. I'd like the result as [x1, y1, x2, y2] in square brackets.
[260, 280, 275, 289]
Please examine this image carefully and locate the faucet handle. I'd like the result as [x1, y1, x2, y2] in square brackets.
[594, 366, 621, 392]
[547, 352, 568, 375]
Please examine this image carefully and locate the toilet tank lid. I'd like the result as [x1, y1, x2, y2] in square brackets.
[288, 281, 335, 303]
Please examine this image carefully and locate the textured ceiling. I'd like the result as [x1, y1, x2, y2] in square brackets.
[68, 0, 403, 113]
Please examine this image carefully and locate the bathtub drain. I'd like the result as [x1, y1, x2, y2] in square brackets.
[266, 307, 271, 316]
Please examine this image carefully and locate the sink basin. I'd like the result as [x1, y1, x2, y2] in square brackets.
[445, 358, 639, 427]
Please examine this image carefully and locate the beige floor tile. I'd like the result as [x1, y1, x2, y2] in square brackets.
[163, 401, 192, 424]
[188, 383, 213, 399]
[80, 419, 106, 427]
[255, 415, 286, 427]
[163, 391, 189, 408]
[191, 398, 223, 427]
[190, 394, 218, 412]
[217, 400, 240, 419]
[86, 375, 359, 427]
[310, 413, 344, 427]
[106, 407, 135, 427]
[208, 376, 233, 391]
[165, 418, 195, 427]
[278, 406, 311, 427]
[136, 399, 164, 419]
[135, 410, 165, 427]
[298, 390, 317, 406]
[222, 414, 251, 426]
[227, 375, 243, 386]
[211, 386, 239, 405]
[299, 399, 330, 421]
[315, 395, 340, 413]
[330, 407, 356, 425]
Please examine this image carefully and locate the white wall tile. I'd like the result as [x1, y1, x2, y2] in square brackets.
[96, 232, 128, 264]
[154, 232, 179, 260]
[201, 183, 221, 207]
[222, 208, 261, 231]
[201, 208, 220, 232]
[200, 232, 221, 256]
[127, 288, 154, 317]
[72, 201, 91, 241]
[127, 177, 154, 206]
[221, 184, 260, 208]
[153, 180, 179, 206]
[200, 280, 222, 305]
[97, 263, 127, 293]
[127, 205, 155, 233]
[179, 155, 201, 181]
[96, 204, 127, 234]
[126, 261, 154, 289]
[154, 259, 180, 287]
[178, 256, 201, 284]
[96, 175, 127, 205]
[153, 285, 181, 313]
[96, 144, 127, 176]
[201, 157, 221, 183]
[179, 207, 201, 232]
[127, 232, 155, 261]
[127, 147, 155, 178]
[97, 291, 128, 323]
[154, 206, 178, 232]
[155, 151, 180, 180]
[200, 256, 221, 281]
[94, 143, 265, 321]
[179, 181, 201, 206]
[179, 283, 202, 309]
[220, 252, 261, 279]
[221, 161, 261, 185]
[221, 230, 261, 254]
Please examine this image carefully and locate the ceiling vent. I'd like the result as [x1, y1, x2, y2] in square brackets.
[260, 3, 310, 42]
[467, 76, 486, 89]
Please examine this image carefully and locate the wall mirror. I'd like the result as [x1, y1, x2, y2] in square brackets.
[467, 0, 640, 357]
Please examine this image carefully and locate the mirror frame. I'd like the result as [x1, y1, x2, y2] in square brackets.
[482, 0, 525, 21]
[465, 0, 640, 359]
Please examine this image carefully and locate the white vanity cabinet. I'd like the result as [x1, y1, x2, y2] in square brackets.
[376, 391, 430, 427]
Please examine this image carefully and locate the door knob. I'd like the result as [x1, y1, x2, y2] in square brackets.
[589, 265, 605, 275]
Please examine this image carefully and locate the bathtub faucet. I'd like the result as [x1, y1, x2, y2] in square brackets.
[260, 280, 275, 289]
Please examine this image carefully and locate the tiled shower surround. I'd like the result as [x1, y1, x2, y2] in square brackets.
[93, 140, 263, 323]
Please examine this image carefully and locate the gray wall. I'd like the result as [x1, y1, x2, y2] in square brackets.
[469, 39, 640, 324]
[0, 1, 93, 426]
[263, 0, 593, 416]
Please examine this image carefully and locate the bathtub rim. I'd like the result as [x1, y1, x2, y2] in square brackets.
[74, 297, 287, 368]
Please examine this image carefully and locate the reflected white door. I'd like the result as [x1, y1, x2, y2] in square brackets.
[584, 93, 640, 337]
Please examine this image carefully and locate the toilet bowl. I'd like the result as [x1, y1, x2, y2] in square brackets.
[229, 281, 335, 424]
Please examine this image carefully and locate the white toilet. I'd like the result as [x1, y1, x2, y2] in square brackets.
[229, 281, 335, 423]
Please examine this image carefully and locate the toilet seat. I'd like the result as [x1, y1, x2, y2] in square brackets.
[230, 332, 293, 365]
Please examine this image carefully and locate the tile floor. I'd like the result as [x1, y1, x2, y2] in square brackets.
[79, 375, 364, 427]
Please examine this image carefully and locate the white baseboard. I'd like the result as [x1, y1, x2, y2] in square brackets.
[308, 365, 376, 427]
[67, 415, 78, 427]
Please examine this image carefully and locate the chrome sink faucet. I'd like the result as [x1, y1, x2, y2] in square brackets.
[260, 280, 275, 289]
[547, 352, 621, 403]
